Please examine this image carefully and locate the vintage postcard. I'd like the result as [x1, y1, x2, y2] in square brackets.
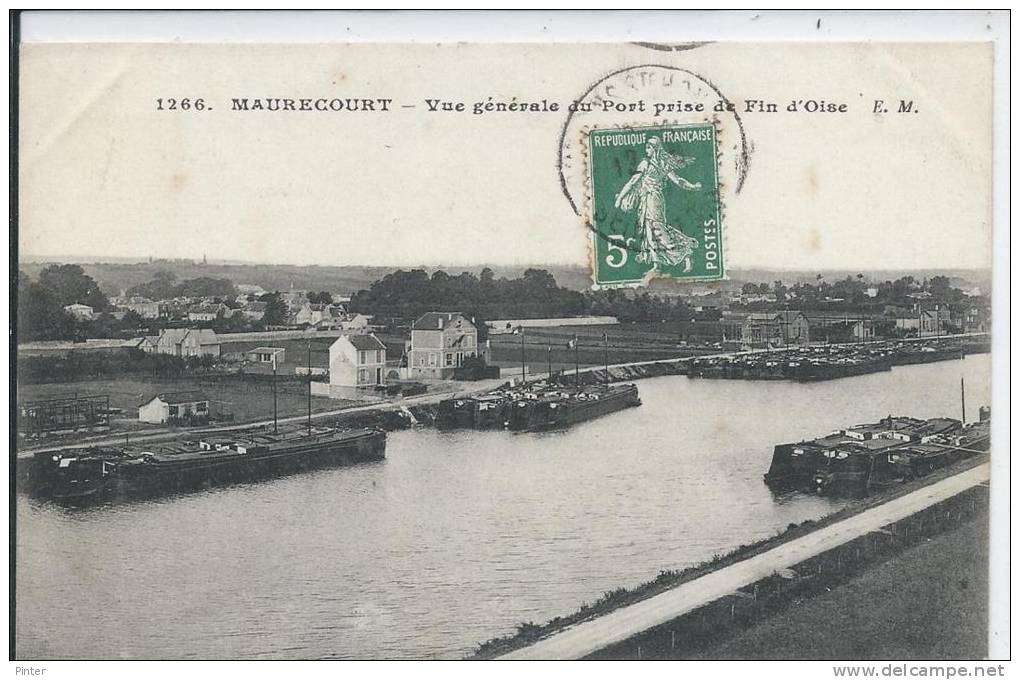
[11, 10, 1008, 674]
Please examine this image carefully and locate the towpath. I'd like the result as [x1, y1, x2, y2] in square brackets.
[497, 462, 990, 660]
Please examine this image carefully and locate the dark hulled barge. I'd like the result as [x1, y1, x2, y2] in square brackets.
[689, 336, 988, 383]
[509, 384, 641, 432]
[474, 394, 512, 429]
[434, 398, 478, 430]
[765, 413, 990, 497]
[32, 425, 386, 502]
[435, 383, 641, 432]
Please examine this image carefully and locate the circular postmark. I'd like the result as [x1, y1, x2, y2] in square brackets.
[559, 64, 752, 286]
[558, 64, 752, 218]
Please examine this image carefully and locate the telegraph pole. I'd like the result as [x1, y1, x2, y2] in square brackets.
[547, 345, 552, 379]
[960, 377, 967, 424]
[272, 352, 278, 434]
[602, 332, 608, 383]
[574, 335, 580, 387]
[519, 326, 526, 384]
[307, 340, 312, 435]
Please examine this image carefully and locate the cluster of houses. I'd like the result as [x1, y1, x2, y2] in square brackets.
[672, 287, 985, 348]
[92, 288, 369, 331]
[696, 308, 960, 348]
[317, 312, 483, 399]
[130, 311, 485, 406]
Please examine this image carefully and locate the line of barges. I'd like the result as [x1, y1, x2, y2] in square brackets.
[764, 408, 991, 496]
[435, 383, 641, 432]
[688, 337, 989, 382]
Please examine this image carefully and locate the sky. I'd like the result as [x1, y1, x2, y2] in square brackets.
[18, 42, 993, 271]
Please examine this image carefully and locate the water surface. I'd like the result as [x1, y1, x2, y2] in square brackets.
[15, 355, 990, 659]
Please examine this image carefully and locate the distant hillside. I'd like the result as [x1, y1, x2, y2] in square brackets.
[17, 260, 598, 298]
[18, 257, 991, 298]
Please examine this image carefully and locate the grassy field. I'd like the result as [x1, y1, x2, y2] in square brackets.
[220, 337, 337, 372]
[681, 512, 989, 660]
[18, 376, 349, 432]
[488, 323, 713, 373]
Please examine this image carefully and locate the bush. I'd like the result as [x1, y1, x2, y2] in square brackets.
[17, 349, 221, 384]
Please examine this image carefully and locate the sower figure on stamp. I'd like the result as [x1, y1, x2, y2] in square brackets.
[614, 137, 702, 273]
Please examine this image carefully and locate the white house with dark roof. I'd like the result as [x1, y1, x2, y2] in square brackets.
[187, 303, 230, 322]
[407, 312, 478, 380]
[138, 390, 211, 424]
[63, 303, 96, 321]
[245, 346, 285, 364]
[328, 333, 388, 392]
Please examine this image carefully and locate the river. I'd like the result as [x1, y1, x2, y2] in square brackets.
[15, 354, 991, 659]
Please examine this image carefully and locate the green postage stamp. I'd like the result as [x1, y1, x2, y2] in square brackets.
[585, 123, 724, 287]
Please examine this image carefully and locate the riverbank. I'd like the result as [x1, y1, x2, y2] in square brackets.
[17, 334, 987, 455]
[14, 376, 508, 459]
[586, 483, 988, 660]
[562, 335, 989, 386]
[476, 455, 989, 660]
[681, 510, 988, 660]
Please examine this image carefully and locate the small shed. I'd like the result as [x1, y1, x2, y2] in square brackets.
[138, 391, 211, 425]
[246, 346, 286, 364]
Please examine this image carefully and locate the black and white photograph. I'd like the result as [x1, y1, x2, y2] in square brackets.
[8, 9, 1010, 675]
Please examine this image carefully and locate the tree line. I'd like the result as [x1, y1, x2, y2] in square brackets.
[349, 268, 696, 326]
[126, 270, 237, 300]
[737, 274, 983, 317]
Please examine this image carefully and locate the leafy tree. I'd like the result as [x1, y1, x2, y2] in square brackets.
[127, 272, 236, 300]
[126, 270, 178, 300]
[259, 292, 289, 326]
[307, 291, 333, 304]
[350, 268, 586, 321]
[464, 311, 489, 343]
[928, 275, 956, 302]
[174, 276, 237, 298]
[120, 310, 145, 329]
[38, 264, 110, 311]
[213, 312, 250, 333]
[84, 313, 123, 339]
[17, 271, 76, 340]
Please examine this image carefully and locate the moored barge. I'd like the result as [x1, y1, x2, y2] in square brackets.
[765, 413, 990, 497]
[508, 384, 641, 432]
[434, 398, 478, 430]
[437, 383, 642, 432]
[32, 425, 386, 502]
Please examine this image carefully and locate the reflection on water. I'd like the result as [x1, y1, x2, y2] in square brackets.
[15, 355, 990, 659]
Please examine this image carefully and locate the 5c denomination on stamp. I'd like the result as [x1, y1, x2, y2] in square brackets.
[585, 122, 724, 287]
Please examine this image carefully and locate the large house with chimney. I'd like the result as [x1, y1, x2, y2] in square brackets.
[320, 333, 388, 398]
[406, 312, 479, 380]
